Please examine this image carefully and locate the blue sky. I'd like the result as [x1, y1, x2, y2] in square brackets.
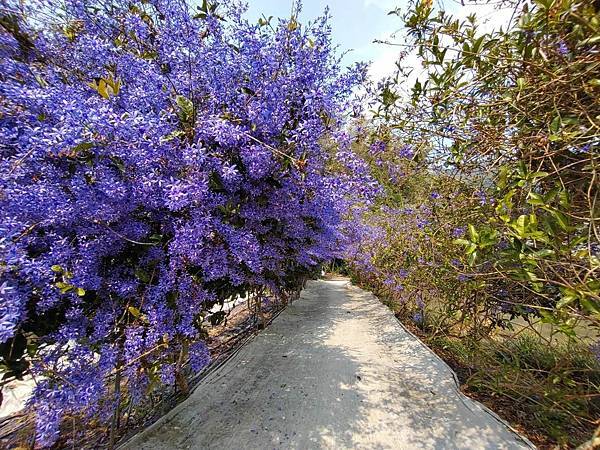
[244, 0, 402, 79]
[243, 1, 513, 81]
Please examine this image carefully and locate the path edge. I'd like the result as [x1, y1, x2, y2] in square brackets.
[345, 281, 537, 449]
[117, 302, 289, 449]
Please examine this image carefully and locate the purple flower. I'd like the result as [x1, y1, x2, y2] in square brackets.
[383, 277, 395, 286]
[190, 341, 211, 372]
[590, 341, 600, 363]
[0, 281, 22, 342]
[0, 281, 12, 296]
[0, 1, 368, 445]
[452, 227, 466, 238]
[398, 145, 414, 159]
[417, 218, 430, 229]
[221, 163, 240, 183]
[557, 40, 569, 56]
[475, 190, 492, 206]
[496, 240, 510, 250]
[370, 140, 386, 155]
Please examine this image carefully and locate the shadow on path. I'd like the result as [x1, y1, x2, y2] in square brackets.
[120, 279, 534, 450]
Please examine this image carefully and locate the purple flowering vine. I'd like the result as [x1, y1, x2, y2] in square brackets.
[0, 0, 367, 445]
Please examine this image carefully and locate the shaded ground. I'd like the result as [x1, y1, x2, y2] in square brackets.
[0, 296, 280, 449]
[121, 279, 534, 450]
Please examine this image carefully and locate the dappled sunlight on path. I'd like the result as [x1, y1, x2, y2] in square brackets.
[120, 279, 533, 450]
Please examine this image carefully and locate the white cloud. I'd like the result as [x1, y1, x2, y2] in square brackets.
[445, 3, 516, 34]
[364, 2, 515, 83]
[367, 46, 400, 81]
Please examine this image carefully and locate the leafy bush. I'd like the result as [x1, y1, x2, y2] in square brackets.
[380, 0, 598, 330]
[0, 0, 366, 445]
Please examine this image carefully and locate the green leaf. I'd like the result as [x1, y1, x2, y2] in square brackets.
[527, 192, 545, 206]
[175, 95, 194, 116]
[453, 239, 471, 246]
[524, 271, 538, 282]
[128, 306, 141, 318]
[550, 115, 561, 133]
[467, 224, 479, 242]
[87, 75, 121, 99]
[534, 0, 555, 10]
[174, 95, 195, 129]
[467, 251, 478, 266]
[497, 166, 509, 189]
[71, 142, 95, 153]
[97, 80, 109, 99]
[513, 215, 528, 237]
[548, 209, 569, 231]
[577, 35, 600, 46]
[557, 288, 579, 309]
[580, 298, 600, 316]
[35, 74, 48, 88]
[55, 281, 73, 293]
[556, 296, 575, 309]
[240, 86, 256, 96]
[543, 186, 560, 203]
[479, 228, 498, 247]
[558, 189, 569, 207]
[135, 268, 151, 283]
[530, 171, 548, 180]
[258, 16, 273, 27]
[532, 249, 554, 258]
[159, 130, 185, 143]
[149, 234, 163, 242]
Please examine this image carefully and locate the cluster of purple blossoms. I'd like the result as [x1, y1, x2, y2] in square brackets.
[452, 226, 466, 238]
[417, 218, 430, 229]
[557, 40, 569, 56]
[0, 0, 367, 445]
[369, 140, 386, 155]
[475, 189, 493, 206]
[386, 163, 405, 183]
[398, 144, 414, 159]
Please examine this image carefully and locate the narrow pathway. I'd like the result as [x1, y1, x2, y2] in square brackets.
[121, 279, 533, 450]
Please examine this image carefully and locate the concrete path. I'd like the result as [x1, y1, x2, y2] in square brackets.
[121, 279, 534, 450]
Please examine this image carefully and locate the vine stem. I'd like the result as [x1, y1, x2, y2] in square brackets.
[108, 351, 123, 450]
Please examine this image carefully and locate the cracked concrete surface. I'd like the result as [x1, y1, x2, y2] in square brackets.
[120, 279, 534, 450]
